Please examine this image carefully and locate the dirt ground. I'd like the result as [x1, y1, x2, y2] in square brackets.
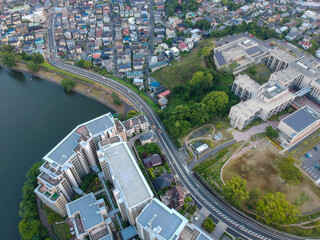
[223, 141, 320, 213]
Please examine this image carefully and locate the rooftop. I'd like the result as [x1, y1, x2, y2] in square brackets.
[101, 142, 153, 208]
[137, 198, 188, 240]
[282, 106, 320, 133]
[44, 113, 115, 166]
[66, 193, 103, 231]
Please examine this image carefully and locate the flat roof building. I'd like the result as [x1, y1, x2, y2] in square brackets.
[278, 105, 320, 147]
[213, 37, 269, 74]
[66, 193, 113, 240]
[136, 198, 188, 240]
[98, 141, 153, 225]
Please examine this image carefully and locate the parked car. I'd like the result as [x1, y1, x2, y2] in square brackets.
[314, 146, 319, 151]
[314, 164, 320, 170]
[305, 153, 311, 158]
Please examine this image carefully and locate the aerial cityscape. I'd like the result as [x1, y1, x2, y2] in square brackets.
[3, 0, 320, 239]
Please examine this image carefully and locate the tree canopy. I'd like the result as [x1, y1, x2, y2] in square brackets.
[32, 53, 44, 64]
[256, 192, 300, 224]
[2, 52, 16, 68]
[61, 78, 76, 92]
[126, 110, 140, 120]
[201, 47, 212, 57]
[265, 126, 279, 139]
[277, 156, 302, 186]
[26, 62, 40, 72]
[222, 176, 249, 207]
[201, 91, 229, 116]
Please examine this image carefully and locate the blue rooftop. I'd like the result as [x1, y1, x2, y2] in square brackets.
[120, 226, 138, 240]
[214, 52, 227, 66]
[150, 81, 160, 88]
[137, 198, 187, 240]
[67, 193, 103, 231]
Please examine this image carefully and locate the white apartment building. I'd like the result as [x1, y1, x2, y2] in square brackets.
[98, 141, 154, 225]
[229, 48, 320, 130]
[35, 113, 127, 216]
[122, 114, 149, 138]
[66, 193, 113, 240]
[136, 198, 188, 240]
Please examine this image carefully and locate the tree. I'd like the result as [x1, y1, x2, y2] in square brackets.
[256, 192, 300, 224]
[126, 110, 140, 120]
[19, 219, 41, 240]
[32, 53, 44, 64]
[61, 78, 76, 92]
[21, 52, 33, 61]
[201, 91, 229, 117]
[201, 47, 212, 57]
[83, 60, 92, 69]
[265, 126, 279, 139]
[2, 52, 16, 68]
[249, 188, 261, 201]
[2, 44, 15, 52]
[26, 62, 40, 72]
[222, 177, 249, 207]
[194, 19, 211, 31]
[202, 217, 215, 233]
[189, 71, 213, 96]
[111, 92, 122, 106]
[277, 156, 302, 185]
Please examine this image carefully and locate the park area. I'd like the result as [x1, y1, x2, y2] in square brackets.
[151, 39, 214, 89]
[222, 141, 320, 214]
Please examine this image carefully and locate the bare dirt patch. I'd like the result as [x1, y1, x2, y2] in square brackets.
[223, 141, 320, 213]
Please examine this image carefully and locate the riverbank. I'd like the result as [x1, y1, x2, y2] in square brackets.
[2, 60, 135, 115]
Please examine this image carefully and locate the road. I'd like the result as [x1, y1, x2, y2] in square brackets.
[110, 3, 118, 76]
[144, 0, 154, 92]
[47, 12, 306, 240]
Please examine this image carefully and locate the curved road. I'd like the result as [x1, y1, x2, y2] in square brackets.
[47, 13, 305, 240]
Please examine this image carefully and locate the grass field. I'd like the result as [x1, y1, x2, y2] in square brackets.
[223, 141, 320, 213]
[151, 39, 214, 89]
[241, 63, 272, 85]
[54, 223, 71, 240]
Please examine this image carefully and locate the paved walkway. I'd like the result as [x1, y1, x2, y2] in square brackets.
[229, 121, 278, 142]
[37, 197, 59, 240]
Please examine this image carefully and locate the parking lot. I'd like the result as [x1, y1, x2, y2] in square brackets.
[300, 144, 320, 181]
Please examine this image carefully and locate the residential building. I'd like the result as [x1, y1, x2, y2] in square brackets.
[98, 141, 153, 225]
[165, 185, 186, 210]
[122, 114, 149, 138]
[35, 113, 124, 216]
[66, 193, 113, 240]
[136, 198, 188, 240]
[143, 154, 162, 169]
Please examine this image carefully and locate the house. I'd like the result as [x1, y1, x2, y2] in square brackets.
[192, 141, 209, 155]
[166, 185, 186, 210]
[140, 132, 153, 145]
[158, 90, 171, 99]
[149, 81, 161, 91]
[158, 97, 168, 108]
[133, 78, 144, 87]
[178, 42, 188, 51]
[143, 154, 163, 169]
[153, 173, 174, 192]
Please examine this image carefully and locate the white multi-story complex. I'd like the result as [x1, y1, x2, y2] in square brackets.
[66, 193, 113, 240]
[213, 37, 269, 74]
[35, 113, 127, 216]
[136, 198, 188, 240]
[98, 141, 154, 225]
[229, 48, 320, 130]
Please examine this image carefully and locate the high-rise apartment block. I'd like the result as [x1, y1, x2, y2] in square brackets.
[35, 113, 149, 216]
[98, 141, 154, 225]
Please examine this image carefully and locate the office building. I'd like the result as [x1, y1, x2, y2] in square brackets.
[278, 106, 320, 147]
[98, 141, 153, 225]
[229, 48, 320, 130]
[136, 198, 188, 240]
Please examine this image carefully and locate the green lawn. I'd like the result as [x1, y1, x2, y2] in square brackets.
[241, 63, 272, 85]
[54, 223, 71, 240]
[151, 39, 214, 89]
